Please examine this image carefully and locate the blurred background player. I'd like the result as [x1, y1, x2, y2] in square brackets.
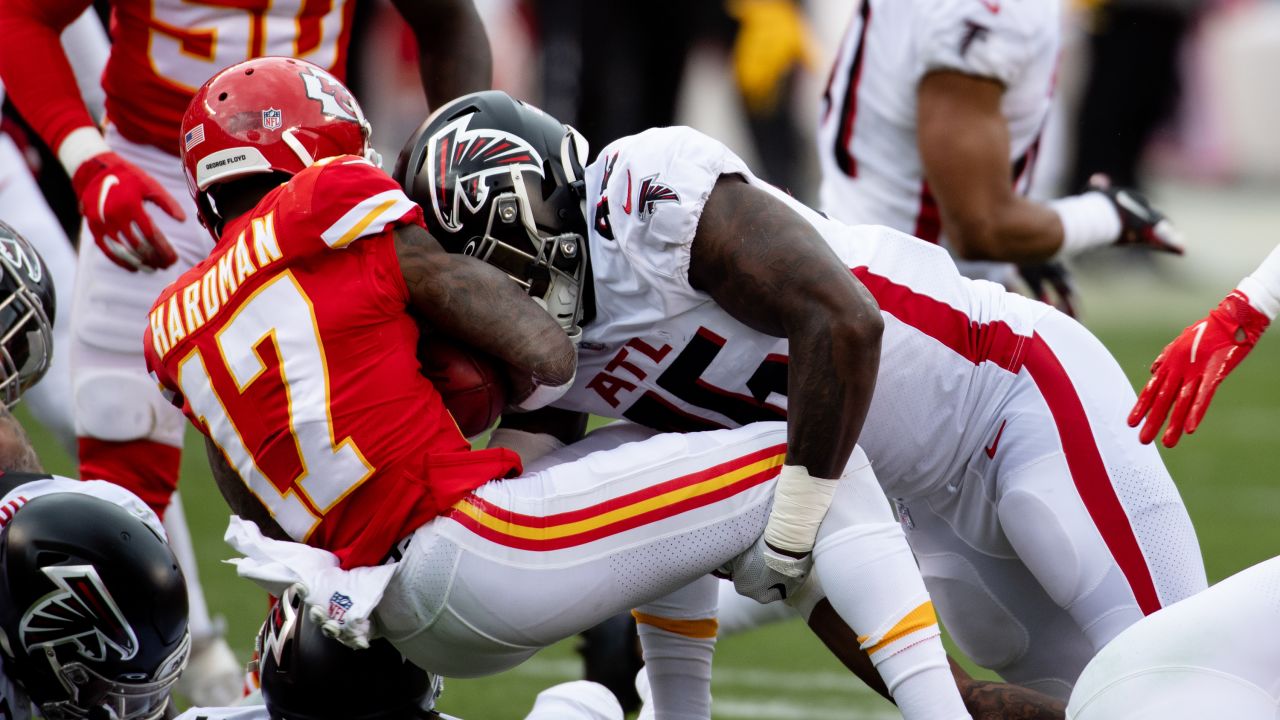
[1065, 554, 1280, 720]
[0, 6, 108, 454]
[816, 0, 1182, 312]
[0, 0, 493, 704]
[1129, 242, 1279, 447]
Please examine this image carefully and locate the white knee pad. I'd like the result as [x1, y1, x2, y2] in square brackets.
[73, 369, 185, 445]
[915, 549, 1030, 670]
[999, 484, 1111, 611]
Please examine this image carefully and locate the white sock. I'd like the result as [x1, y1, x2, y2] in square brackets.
[633, 576, 718, 720]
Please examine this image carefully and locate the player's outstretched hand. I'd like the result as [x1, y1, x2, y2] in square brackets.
[1129, 291, 1270, 447]
[71, 151, 185, 272]
[1018, 261, 1078, 317]
[1088, 174, 1184, 255]
[716, 536, 810, 605]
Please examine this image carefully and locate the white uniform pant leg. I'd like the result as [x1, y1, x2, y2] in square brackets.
[903, 309, 1207, 698]
[70, 127, 208, 450]
[376, 423, 789, 679]
[0, 133, 77, 452]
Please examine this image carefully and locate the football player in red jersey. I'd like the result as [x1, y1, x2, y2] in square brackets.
[0, 0, 491, 703]
[153, 57, 972, 720]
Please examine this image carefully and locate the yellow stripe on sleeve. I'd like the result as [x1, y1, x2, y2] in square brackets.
[332, 197, 399, 248]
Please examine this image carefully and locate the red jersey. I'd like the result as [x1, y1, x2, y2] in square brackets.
[0, 0, 355, 163]
[107, 0, 356, 154]
[144, 157, 521, 568]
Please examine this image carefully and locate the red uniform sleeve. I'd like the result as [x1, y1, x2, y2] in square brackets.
[0, 0, 97, 151]
[275, 155, 424, 258]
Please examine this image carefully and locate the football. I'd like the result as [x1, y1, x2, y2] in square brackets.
[417, 335, 509, 437]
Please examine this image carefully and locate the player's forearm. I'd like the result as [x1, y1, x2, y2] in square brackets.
[959, 679, 1066, 720]
[784, 308, 881, 480]
[945, 195, 1065, 264]
[0, 0, 98, 155]
[1237, 243, 1280, 321]
[406, 0, 492, 107]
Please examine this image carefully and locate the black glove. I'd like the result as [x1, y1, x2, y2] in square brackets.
[1089, 174, 1184, 254]
[1018, 261, 1078, 317]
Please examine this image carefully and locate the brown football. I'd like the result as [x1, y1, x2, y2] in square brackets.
[417, 335, 509, 437]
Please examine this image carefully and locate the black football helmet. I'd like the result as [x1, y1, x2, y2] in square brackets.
[0, 222, 54, 408]
[258, 587, 442, 720]
[0, 493, 189, 720]
[395, 91, 591, 342]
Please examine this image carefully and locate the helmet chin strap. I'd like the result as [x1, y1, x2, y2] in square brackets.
[281, 129, 316, 167]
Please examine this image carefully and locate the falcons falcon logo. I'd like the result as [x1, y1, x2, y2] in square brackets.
[425, 115, 545, 233]
[637, 174, 679, 218]
[19, 565, 139, 662]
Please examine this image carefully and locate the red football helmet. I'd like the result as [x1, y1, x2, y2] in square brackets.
[180, 56, 378, 239]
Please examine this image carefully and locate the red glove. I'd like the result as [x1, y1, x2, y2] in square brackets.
[1128, 291, 1270, 447]
[71, 151, 185, 272]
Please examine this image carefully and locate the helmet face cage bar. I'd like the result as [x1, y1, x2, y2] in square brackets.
[469, 179, 587, 343]
[37, 631, 190, 720]
[0, 255, 52, 408]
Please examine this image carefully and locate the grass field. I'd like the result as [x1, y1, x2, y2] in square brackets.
[20, 295, 1280, 719]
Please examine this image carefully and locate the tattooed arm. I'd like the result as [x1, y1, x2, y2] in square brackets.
[204, 436, 290, 541]
[951, 660, 1067, 720]
[394, 223, 577, 407]
[0, 404, 41, 473]
[689, 175, 882, 480]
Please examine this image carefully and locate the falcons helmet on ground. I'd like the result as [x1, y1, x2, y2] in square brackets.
[395, 91, 591, 342]
[0, 222, 54, 408]
[258, 587, 444, 720]
[179, 56, 380, 240]
[0, 493, 189, 720]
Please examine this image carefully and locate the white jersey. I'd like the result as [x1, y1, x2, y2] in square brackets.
[816, 0, 1058, 275]
[557, 126, 1052, 499]
[0, 474, 165, 720]
[1067, 556, 1280, 719]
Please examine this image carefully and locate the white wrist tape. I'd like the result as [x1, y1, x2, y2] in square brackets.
[57, 126, 111, 178]
[511, 370, 575, 412]
[486, 427, 565, 466]
[1237, 244, 1280, 321]
[1049, 191, 1122, 257]
[763, 464, 840, 555]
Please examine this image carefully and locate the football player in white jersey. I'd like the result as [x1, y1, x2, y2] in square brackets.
[1129, 242, 1279, 447]
[1066, 555, 1280, 719]
[817, 0, 1181, 307]
[400, 91, 1208, 701]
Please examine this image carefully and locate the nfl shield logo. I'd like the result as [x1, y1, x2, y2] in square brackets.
[262, 108, 282, 130]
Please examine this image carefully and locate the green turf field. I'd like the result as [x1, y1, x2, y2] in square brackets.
[20, 313, 1280, 719]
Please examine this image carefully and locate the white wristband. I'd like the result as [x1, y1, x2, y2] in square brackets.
[510, 370, 576, 412]
[764, 464, 840, 555]
[1237, 244, 1280, 321]
[1049, 191, 1122, 257]
[56, 126, 111, 178]
[486, 427, 566, 466]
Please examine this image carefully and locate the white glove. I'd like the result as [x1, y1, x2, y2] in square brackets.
[223, 517, 396, 650]
[717, 535, 810, 604]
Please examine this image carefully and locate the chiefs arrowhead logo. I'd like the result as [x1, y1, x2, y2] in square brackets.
[20, 565, 139, 663]
[425, 114, 544, 233]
